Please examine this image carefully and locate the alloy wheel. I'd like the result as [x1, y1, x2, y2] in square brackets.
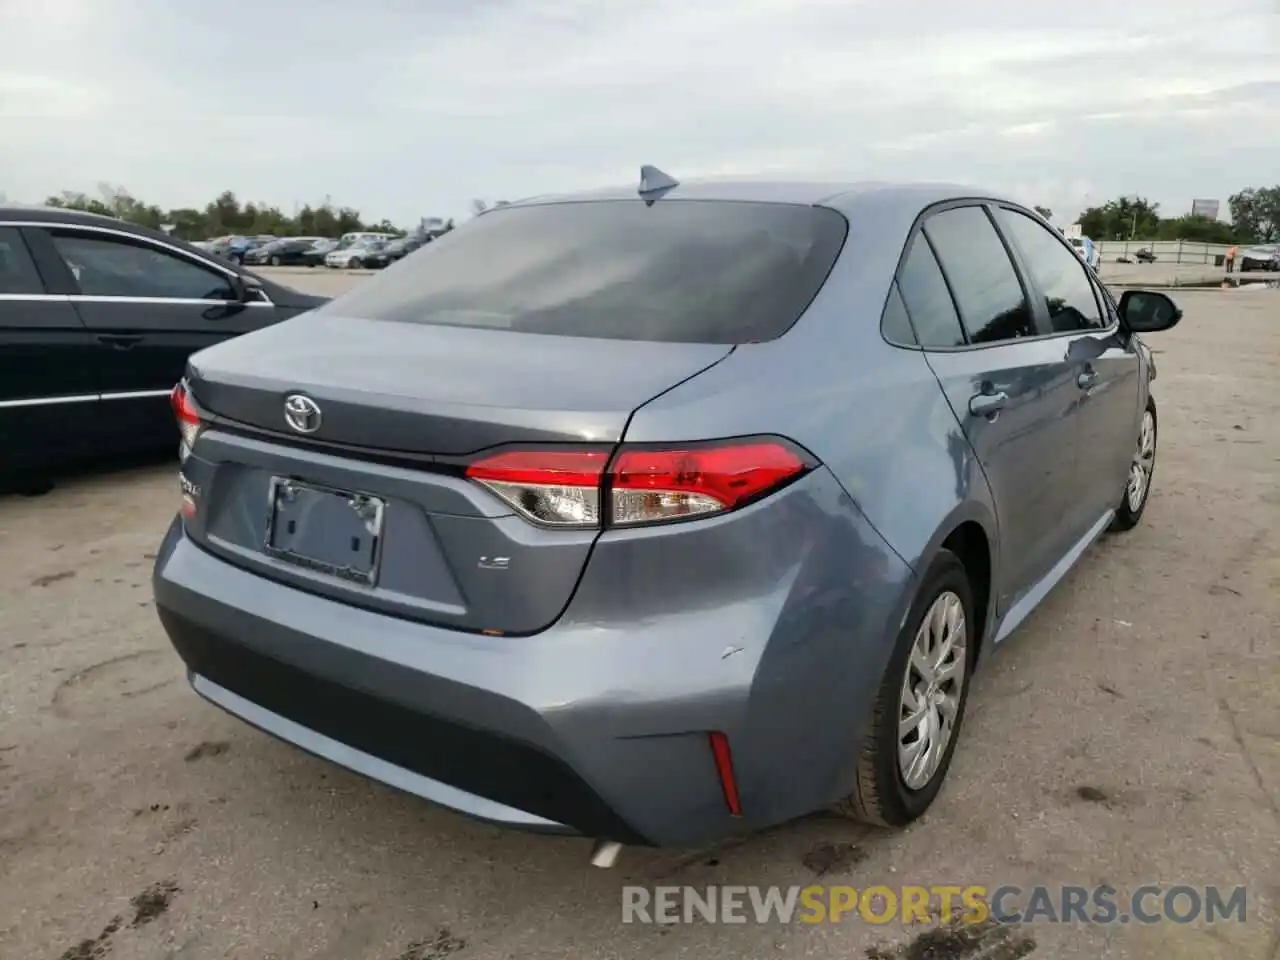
[1127, 410, 1156, 513]
[897, 591, 967, 791]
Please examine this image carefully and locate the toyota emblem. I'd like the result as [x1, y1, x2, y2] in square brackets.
[283, 394, 322, 434]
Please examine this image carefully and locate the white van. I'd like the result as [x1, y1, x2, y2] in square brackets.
[339, 231, 396, 245]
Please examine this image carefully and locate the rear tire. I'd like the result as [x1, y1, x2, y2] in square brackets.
[833, 549, 976, 827]
[1111, 398, 1157, 532]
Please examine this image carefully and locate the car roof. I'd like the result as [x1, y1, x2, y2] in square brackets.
[0, 203, 151, 230]
[503, 179, 1005, 217]
[0, 203, 224, 256]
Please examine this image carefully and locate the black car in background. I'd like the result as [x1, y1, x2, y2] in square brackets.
[244, 237, 326, 267]
[0, 206, 329, 481]
[362, 235, 427, 269]
[301, 239, 340, 267]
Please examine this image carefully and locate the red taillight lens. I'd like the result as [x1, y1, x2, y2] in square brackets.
[170, 381, 204, 462]
[464, 439, 810, 528]
[610, 442, 808, 526]
[709, 732, 743, 817]
[465, 449, 609, 527]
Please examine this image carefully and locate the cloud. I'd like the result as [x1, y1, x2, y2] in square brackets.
[1, 0, 1277, 223]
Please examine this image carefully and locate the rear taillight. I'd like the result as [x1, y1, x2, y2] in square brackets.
[465, 450, 609, 527]
[464, 438, 813, 529]
[610, 442, 811, 525]
[170, 380, 204, 463]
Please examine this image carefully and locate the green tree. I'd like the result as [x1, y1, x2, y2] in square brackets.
[1154, 215, 1237, 244]
[365, 219, 405, 236]
[1033, 205, 1053, 221]
[45, 190, 116, 218]
[1077, 196, 1161, 240]
[1228, 187, 1280, 243]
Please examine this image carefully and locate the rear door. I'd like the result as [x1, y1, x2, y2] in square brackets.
[991, 206, 1141, 531]
[25, 224, 279, 452]
[0, 226, 101, 471]
[905, 203, 1083, 613]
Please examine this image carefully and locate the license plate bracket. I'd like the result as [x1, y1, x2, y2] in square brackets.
[265, 477, 385, 585]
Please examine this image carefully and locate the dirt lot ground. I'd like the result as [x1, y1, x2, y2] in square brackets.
[1, 288, 1277, 960]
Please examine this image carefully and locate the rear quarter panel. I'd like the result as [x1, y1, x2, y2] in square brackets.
[619, 189, 1000, 807]
[623, 188, 999, 588]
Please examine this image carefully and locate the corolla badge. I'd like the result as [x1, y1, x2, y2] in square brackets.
[283, 394, 322, 434]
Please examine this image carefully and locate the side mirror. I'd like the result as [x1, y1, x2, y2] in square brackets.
[1118, 290, 1182, 333]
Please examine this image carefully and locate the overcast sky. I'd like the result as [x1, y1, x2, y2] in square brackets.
[2, 0, 1277, 225]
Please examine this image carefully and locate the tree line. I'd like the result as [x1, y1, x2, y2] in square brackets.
[1036, 186, 1279, 245]
[23, 182, 1280, 247]
[36, 183, 434, 242]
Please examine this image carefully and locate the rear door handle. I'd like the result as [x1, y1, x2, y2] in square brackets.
[96, 334, 144, 350]
[1077, 368, 1098, 390]
[969, 391, 1009, 417]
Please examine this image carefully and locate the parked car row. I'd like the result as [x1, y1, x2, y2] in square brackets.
[324, 234, 430, 270]
[194, 231, 440, 270]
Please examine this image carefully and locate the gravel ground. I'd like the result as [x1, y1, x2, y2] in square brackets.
[0, 288, 1277, 960]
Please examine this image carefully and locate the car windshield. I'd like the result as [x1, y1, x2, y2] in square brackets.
[322, 200, 849, 344]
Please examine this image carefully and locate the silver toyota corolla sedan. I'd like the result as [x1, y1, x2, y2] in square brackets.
[153, 171, 1182, 858]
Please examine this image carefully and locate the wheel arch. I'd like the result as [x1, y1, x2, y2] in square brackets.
[940, 520, 994, 662]
[918, 505, 999, 660]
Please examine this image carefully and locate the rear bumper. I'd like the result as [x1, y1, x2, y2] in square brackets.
[164, 607, 636, 840]
[153, 467, 915, 847]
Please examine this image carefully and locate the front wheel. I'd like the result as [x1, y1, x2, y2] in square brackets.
[347, 257, 361, 269]
[833, 549, 975, 827]
[1111, 399, 1157, 531]
[269, 255, 281, 266]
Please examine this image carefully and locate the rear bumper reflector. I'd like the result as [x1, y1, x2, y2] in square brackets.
[709, 731, 743, 817]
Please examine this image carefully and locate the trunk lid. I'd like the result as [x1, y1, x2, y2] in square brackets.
[186, 312, 731, 454]
[179, 312, 731, 635]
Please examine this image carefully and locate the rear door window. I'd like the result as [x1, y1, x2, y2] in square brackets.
[923, 206, 1038, 344]
[896, 235, 967, 348]
[880, 284, 916, 345]
[322, 200, 849, 344]
[0, 227, 45, 295]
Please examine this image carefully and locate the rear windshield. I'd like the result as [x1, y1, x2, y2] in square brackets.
[320, 200, 848, 343]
